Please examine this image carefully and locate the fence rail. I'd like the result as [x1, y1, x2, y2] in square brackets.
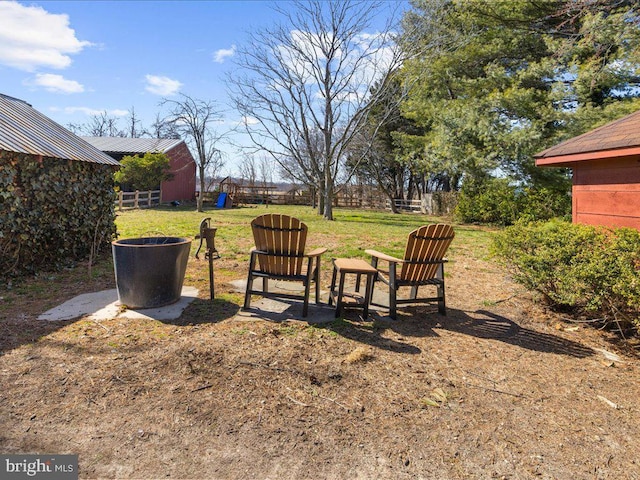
[387, 199, 422, 212]
[200, 190, 458, 215]
[115, 190, 161, 210]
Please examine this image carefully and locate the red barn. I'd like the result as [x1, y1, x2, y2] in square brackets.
[83, 136, 196, 203]
[535, 110, 640, 230]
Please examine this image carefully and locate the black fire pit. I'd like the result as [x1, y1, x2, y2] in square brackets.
[112, 236, 192, 308]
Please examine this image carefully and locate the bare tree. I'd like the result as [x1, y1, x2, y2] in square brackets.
[258, 155, 275, 189]
[86, 111, 125, 137]
[161, 94, 226, 212]
[124, 107, 149, 138]
[229, 0, 406, 220]
[204, 149, 226, 193]
[151, 112, 181, 139]
[239, 153, 258, 186]
[67, 111, 125, 137]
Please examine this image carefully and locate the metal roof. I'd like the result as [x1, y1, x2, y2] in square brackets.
[81, 136, 183, 155]
[0, 93, 120, 166]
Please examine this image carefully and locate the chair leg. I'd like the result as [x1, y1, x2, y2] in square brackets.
[302, 258, 312, 317]
[410, 285, 418, 300]
[314, 256, 321, 304]
[437, 264, 446, 315]
[303, 279, 311, 318]
[438, 284, 446, 315]
[243, 253, 256, 310]
[389, 262, 397, 320]
[389, 287, 397, 320]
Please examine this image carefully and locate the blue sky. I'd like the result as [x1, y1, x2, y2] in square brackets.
[0, 0, 407, 175]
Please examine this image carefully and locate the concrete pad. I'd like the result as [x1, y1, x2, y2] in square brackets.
[234, 297, 337, 324]
[229, 277, 391, 323]
[228, 279, 306, 294]
[38, 286, 199, 322]
[118, 287, 199, 321]
[38, 289, 120, 321]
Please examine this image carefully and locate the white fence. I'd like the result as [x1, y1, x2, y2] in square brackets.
[115, 190, 161, 210]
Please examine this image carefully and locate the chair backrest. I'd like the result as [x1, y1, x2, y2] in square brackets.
[251, 214, 308, 276]
[400, 224, 455, 282]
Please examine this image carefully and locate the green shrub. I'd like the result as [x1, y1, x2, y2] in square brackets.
[517, 186, 571, 223]
[114, 152, 173, 191]
[492, 220, 640, 334]
[455, 177, 571, 225]
[455, 178, 519, 225]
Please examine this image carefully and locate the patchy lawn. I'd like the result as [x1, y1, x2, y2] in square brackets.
[1, 206, 638, 479]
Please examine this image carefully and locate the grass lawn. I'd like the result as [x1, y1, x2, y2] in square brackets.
[111, 204, 493, 322]
[114, 203, 492, 260]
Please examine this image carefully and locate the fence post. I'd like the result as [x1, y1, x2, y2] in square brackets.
[118, 191, 123, 211]
[134, 190, 139, 208]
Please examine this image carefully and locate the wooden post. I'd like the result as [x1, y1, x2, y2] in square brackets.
[134, 190, 139, 208]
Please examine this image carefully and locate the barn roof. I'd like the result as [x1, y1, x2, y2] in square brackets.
[535, 109, 640, 166]
[81, 136, 183, 155]
[0, 93, 120, 166]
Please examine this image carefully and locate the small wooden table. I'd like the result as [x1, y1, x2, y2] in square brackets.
[328, 258, 378, 318]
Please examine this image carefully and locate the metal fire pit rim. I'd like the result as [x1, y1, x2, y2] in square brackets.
[112, 236, 192, 247]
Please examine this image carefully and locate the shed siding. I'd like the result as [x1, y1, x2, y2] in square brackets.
[572, 157, 640, 229]
[162, 142, 196, 202]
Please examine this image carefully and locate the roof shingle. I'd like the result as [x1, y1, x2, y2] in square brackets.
[535, 109, 640, 161]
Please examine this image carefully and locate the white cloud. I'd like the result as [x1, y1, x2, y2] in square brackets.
[0, 1, 92, 71]
[145, 74, 182, 96]
[54, 106, 127, 117]
[213, 45, 236, 63]
[27, 73, 84, 94]
[241, 116, 259, 126]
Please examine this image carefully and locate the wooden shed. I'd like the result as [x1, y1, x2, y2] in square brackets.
[82, 136, 197, 203]
[535, 110, 640, 230]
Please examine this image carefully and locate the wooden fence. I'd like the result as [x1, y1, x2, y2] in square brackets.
[115, 190, 161, 210]
[388, 199, 422, 212]
[201, 189, 457, 215]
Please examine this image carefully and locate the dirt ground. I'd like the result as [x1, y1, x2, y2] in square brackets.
[1, 244, 639, 479]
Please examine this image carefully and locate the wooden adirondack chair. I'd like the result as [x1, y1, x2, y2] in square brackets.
[243, 214, 327, 317]
[365, 224, 455, 319]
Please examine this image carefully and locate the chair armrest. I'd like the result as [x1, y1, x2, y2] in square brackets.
[365, 249, 403, 264]
[306, 247, 327, 257]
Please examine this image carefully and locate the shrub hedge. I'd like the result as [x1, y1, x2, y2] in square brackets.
[455, 177, 571, 225]
[492, 219, 640, 335]
[1, 151, 117, 279]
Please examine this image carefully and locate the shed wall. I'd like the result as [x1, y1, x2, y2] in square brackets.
[162, 142, 196, 202]
[572, 156, 640, 229]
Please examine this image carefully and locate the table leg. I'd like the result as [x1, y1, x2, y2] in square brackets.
[329, 264, 337, 306]
[336, 272, 346, 318]
[363, 273, 374, 318]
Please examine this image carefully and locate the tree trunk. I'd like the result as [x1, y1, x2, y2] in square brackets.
[389, 195, 399, 214]
[323, 173, 334, 220]
[197, 165, 205, 212]
[317, 181, 325, 215]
